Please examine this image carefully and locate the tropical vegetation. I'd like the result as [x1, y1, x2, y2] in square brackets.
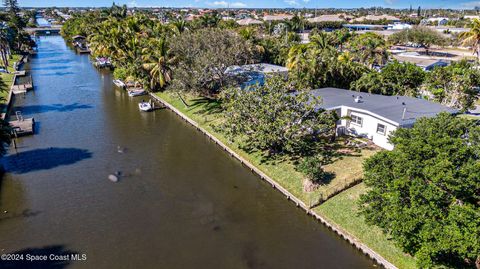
[61, 7, 480, 269]
[360, 113, 480, 268]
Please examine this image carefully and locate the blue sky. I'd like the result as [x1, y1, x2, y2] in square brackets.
[17, 0, 480, 9]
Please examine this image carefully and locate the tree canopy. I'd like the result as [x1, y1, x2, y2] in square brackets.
[460, 18, 480, 60]
[352, 60, 425, 96]
[348, 32, 389, 68]
[389, 26, 447, 54]
[422, 60, 480, 112]
[220, 76, 337, 156]
[170, 28, 259, 96]
[360, 113, 480, 268]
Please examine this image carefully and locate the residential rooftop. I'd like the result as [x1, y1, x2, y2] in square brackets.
[310, 88, 457, 126]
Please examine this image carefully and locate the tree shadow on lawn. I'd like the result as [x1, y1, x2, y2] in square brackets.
[1, 147, 92, 174]
[188, 97, 222, 115]
[1, 245, 77, 269]
[251, 140, 367, 168]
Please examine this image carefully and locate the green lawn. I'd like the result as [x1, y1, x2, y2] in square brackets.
[0, 54, 22, 111]
[155, 91, 418, 269]
[316, 183, 417, 269]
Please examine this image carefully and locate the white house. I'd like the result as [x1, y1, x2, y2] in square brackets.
[310, 88, 457, 150]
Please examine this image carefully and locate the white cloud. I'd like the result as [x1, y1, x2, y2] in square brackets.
[209, 1, 228, 6]
[206, 1, 247, 7]
[461, 1, 480, 7]
[384, 0, 394, 5]
[128, 0, 138, 7]
[231, 2, 247, 7]
[303, 0, 310, 2]
[284, 0, 299, 6]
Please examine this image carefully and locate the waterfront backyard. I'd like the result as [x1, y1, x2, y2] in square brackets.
[155, 91, 417, 269]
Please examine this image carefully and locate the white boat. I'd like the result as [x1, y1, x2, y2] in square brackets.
[127, 88, 146, 97]
[138, 101, 153, 112]
[113, 79, 125, 88]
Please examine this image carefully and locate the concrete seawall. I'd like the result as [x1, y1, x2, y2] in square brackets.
[150, 92, 398, 269]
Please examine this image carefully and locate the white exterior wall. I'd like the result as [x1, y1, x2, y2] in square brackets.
[335, 106, 398, 150]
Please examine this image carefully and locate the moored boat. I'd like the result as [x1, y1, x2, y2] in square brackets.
[113, 79, 125, 88]
[138, 100, 153, 112]
[128, 88, 146, 97]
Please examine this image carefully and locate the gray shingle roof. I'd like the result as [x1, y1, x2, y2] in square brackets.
[311, 88, 458, 126]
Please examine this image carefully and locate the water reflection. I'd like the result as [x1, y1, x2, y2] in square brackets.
[2, 148, 92, 174]
[16, 103, 93, 115]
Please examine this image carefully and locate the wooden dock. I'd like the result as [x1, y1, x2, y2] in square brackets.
[11, 84, 32, 95]
[10, 117, 34, 136]
[11, 74, 34, 95]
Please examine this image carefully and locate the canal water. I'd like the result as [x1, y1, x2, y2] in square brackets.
[0, 36, 375, 268]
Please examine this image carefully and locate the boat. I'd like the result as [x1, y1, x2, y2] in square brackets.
[95, 57, 113, 68]
[127, 88, 146, 97]
[138, 101, 153, 112]
[113, 79, 125, 88]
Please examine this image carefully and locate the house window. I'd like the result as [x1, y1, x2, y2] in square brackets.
[350, 115, 363, 127]
[377, 123, 386, 135]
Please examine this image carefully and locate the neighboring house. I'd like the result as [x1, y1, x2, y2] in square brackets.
[343, 24, 388, 31]
[225, 63, 288, 89]
[263, 14, 294, 21]
[354, 15, 401, 22]
[310, 88, 457, 150]
[464, 15, 480, 20]
[236, 18, 263, 26]
[424, 17, 449, 26]
[307, 14, 346, 23]
[393, 54, 450, 71]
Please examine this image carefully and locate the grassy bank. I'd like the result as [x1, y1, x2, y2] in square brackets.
[0, 54, 22, 114]
[155, 91, 417, 269]
[316, 183, 417, 269]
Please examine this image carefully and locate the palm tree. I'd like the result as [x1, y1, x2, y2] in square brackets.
[460, 18, 480, 60]
[199, 13, 220, 28]
[0, 29, 10, 70]
[334, 28, 352, 52]
[309, 32, 334, 51]
[238, 27, 257, 41]
[170, 18, 187, 36]
[350, 32, 388, 68]
[141, 36, 174, 90]
[286, 43, 309, 70]
[288, 15, 305, 32]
